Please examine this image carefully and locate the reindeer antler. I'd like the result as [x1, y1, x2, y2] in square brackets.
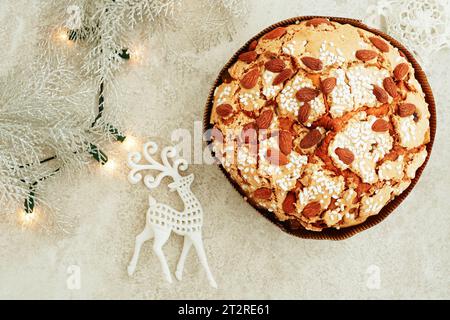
[127, 141, 189, 189]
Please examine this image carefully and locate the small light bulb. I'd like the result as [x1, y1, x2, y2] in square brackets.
[104, 159, 116, 171]
[129, 45, 146, 64]
[58, 30, 69, 42]
[123, 136, 137, 150]
[19, 209, 37, 225]
[23, 213, 33, 223]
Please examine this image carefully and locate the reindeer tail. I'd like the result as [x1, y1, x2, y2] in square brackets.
[148, 195, 157, 207]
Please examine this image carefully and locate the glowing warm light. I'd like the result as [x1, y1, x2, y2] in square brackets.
[104, 159, 116, 171]
[19, 208, 38, 226]
[123, 136, 138, 150]
[57, 29, 69, 42]
[129, 45, 146, 64]
[23, 213, 34, 223]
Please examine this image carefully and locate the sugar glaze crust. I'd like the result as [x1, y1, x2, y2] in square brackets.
[209, 19, 431, 232]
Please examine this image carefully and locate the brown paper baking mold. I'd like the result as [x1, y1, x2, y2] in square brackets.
[202, 16, 436, 240]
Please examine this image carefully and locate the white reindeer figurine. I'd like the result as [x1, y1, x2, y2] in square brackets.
[127, 141, 217, 288]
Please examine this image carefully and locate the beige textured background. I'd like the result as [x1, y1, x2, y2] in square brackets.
[0, 0, 449, 299]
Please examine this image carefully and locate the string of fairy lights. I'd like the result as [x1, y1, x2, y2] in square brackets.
[20, 27, 142, 225]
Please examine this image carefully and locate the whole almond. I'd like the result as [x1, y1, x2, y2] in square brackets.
[371, 118, 390, 132]
[300, 129, 322, 149]
[301, 56, 323, 71]
[279, 130, 293, 155]
[248, 40, 258, 51]
[265, 58, 285, 72]
[398, 103, 416, 117]
[241, 68, 260, 89]
[394, 63, 409, 80]
[267, 148, 289, 166]
[369, 37, 389, 52]
[373, 85, 389, 103]
[253, 187, 272, 200]
[355, 50, 377, 62]
[282, 191, 296, 214]
[279, 117, 293, 131]
[273, 68, 293, 85]
[238, 51, 257, 63]
[216, 103, 233, 118]
[263, 27, 286, 40]
[298, 102, 311, 123]
[302, 201, 322, 218]
[296, 87, 319, 102]
[256, 109, 273, 129]
[321, 77, 337, 95]
[335, 147, 355, 165]
[383, 77, 399, 98]
[306, 18, 331, 27]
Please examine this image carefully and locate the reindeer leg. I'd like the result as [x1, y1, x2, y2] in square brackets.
[189, 231, 217, 288]
[175, 236, 192, 281]
[152, 227, 173, 283]
[128, 224, 154, 276]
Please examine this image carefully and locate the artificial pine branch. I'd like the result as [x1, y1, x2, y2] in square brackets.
[1, 0, 247, 222]
[0, 47, 111, 214]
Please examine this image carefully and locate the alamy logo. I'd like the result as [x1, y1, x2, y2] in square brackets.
[66, 265, 81, 290]
[365, 264, 381, 289]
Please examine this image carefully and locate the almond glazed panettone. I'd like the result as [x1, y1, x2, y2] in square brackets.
[205, 17, 435, 237]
